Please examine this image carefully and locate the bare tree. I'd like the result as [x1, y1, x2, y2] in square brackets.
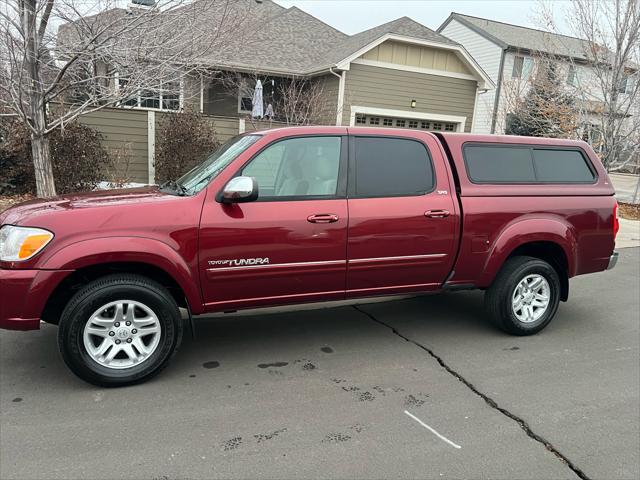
[0, 0, 249, 197]
[536, 0, 640, 171]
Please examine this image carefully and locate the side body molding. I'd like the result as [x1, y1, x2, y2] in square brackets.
[478, 217, 578, 288]
[41, 237, 203, 314]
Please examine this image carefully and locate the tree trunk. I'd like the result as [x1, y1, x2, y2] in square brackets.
[31, 133, 56, 198]
[23, 0, 57, 198]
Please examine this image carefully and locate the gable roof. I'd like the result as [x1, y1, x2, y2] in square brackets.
[438, 13, 592, 61]
[60, 0, 483, 79]
[202, 4, 464, 75]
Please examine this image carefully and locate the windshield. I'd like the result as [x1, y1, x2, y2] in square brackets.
[177, 135, 261, 194]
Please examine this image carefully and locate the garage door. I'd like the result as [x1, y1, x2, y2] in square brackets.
[354, 114, 458, 132]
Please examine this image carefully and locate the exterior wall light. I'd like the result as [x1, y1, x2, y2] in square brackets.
[411, 99, 417, 108]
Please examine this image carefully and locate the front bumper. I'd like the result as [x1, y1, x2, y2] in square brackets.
[607, 251, 619, 270]
[0, 268, 72, 331]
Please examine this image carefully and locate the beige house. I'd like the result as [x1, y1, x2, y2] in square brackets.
[59, 1, 495, 183]
[196, 1, 494, 133]
[69, 0, 493, 134]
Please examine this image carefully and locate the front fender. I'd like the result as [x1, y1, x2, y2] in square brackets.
[41, 237, 203, 314]
[478, 217, 578, 288]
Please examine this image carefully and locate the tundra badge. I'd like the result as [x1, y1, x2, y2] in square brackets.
[208, 258, 270, 267]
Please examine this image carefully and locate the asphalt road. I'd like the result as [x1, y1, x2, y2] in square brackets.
[1, 248, 638, 480]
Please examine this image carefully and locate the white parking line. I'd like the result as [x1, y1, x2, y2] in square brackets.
[404, 410, 462, 449]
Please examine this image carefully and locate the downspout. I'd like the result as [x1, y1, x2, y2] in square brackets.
[330, 67, 346, 126]
[471, 87, 488, 133]
[490, 48, 507, 134]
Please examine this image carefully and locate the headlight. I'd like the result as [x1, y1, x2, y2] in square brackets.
[0, 225, 54, 262]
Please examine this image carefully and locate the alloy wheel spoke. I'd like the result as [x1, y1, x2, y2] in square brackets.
[124, 304, 136, 324]
[122, 344, 138, 362]
[104, 344, 122, 364]
[91, 339, 113, 357]
[134, 316, 157, 328]
[132, 337, 150, 356]
[525, 305, 535, 321]
[529, 277, 543, 290]
[91, 316, 114, 328]
[114, 303, 126, 323]
[138, 324, 160, 336]
[532, 299, 547, 308]
[85, 325, 110, 338]
[513, 297, 524, 311]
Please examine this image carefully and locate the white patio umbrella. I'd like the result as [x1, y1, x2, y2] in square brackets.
[252, 80, 264, 118]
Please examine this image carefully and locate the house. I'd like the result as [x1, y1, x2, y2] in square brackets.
[437, 13, 638, 138]
[59, 0, 494, 134]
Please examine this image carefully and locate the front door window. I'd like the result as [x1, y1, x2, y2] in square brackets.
[241, 136, 342, 198]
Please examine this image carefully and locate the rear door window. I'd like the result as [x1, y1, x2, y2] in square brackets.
[353, 137, 434, 197]
[463, 144, 595, 184]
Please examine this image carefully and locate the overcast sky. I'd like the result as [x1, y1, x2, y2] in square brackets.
[273, 0, 572, 36]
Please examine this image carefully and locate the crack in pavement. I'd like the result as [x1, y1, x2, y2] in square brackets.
[353, 305, 591, 480]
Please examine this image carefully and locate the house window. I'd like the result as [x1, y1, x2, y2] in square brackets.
[445, 123, 455, 131]
[512, 56, 534, 79]
[408, 120, 418, 128]
[396, 119, 406, 127]
[238, 81, 253, 113]
[617, 74, 630, 94]
[432, 123, 442, 130]
[118, 76, 182, 111]
[355, 115, 366, 124]
[421, 121, 430, 129]
[369, 117, 380, 125]
[567, 65, 578, 86]
[383, 118, 393, 126]
[512, 56, 524, 78]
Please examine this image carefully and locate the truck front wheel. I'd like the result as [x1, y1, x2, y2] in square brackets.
[57, 274, 183, 387]
[485, 256, 561, 335]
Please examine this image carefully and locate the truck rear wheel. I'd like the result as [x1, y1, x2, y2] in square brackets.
[485, 256, 561, 335]
[58, 274, 183, 387]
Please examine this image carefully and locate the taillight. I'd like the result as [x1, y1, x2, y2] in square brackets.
[613, 202, 620, 239]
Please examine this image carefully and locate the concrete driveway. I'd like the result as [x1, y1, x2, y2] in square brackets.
[1, 248, 638, 480]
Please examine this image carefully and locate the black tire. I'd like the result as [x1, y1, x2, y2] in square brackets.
[58, 274, 183, 387]
[485, 256, 561, 336]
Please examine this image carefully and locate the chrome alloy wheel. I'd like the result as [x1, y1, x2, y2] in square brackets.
[511, 274, 551, 323]
[82, 301, 161, 369]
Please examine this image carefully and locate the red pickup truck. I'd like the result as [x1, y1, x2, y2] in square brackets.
[0, 127, 619, 386]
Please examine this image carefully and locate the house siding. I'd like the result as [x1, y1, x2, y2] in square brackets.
[440, 19, 504, 133]
[361, 40, 472, 75]
[342, 62, 476, 131]
[314, 74, 340, 125]
[78, 108, 149, 183]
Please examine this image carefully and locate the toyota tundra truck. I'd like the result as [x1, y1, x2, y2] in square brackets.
[0, 127, 619, 386]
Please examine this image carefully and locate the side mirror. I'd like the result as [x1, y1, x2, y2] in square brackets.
[219, 176, 259, 204]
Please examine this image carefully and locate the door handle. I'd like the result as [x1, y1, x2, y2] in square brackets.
[307, 213, 339, 223]
[424, 209, 450, 219]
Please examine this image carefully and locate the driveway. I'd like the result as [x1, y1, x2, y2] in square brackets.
[1, 248, 638, 480]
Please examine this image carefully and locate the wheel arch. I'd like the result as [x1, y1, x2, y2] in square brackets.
[479, 218, 577, 301]
[40, 238, 202, 324]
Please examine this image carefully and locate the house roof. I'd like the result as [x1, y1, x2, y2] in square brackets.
[438, 13, 593, 61]
[196, 2, 462, 74]
[59, 0, 476, 78]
